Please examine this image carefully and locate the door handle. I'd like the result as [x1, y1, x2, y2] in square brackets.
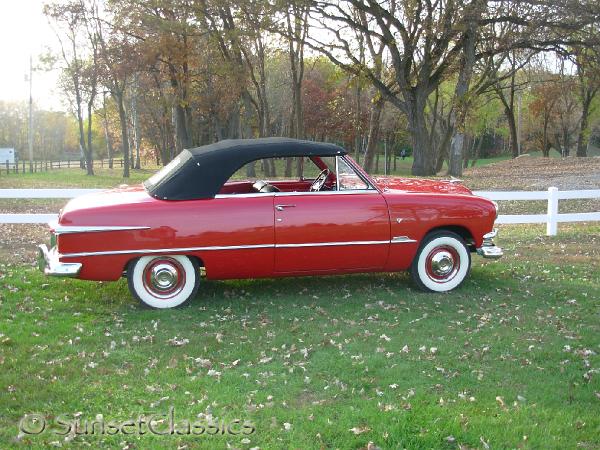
[275, 204, 296, 211]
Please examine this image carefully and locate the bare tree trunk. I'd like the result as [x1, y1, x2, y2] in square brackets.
[285, 158, 293, 177]
[295, 157, 304, 178]
[76, 105, 86, 170]
[246, 161, 256, 178]
[448, 19, 477, 177]
[363, 97, 384, 173]
[115, 92, 130, 178]
[435, 145, 447, 173]
[576, 99, 591, 157]
[408, 95, 437, 176]
[505, 108, 519, 158]
[103, 116, 113, 169]
[131, 75, 141, 169]
[469, 136, 483, 167]
[85, 101, 94, 175]
[101, 92, 114, 169]
[542, 112, 550, 157]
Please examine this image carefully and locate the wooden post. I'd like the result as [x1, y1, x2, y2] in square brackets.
[546, 187, 559, 236]
[5, 160, 8, 175]
[22, 160, 25, 173]
[546, 187, 559, 235]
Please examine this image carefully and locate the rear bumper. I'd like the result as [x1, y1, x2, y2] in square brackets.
[37, 244, 82, 277]
[476, 229, 503, 259]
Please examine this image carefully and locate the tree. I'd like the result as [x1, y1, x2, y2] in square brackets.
[530, 76, 560, 157]
[573, 47, 600, 157]
[45, 0, 100, 175]
[305, 0, 600, 175]
[491, 53, 530, 158]
[307, 0, 475, 175]
[552, 65, 579, 156]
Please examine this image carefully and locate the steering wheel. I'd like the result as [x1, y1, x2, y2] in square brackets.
[309, 169, 330, 192]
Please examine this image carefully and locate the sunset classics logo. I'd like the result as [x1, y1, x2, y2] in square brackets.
[18, 407, 256, 437]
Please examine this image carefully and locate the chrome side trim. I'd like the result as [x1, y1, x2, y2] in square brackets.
[391, 236, 417, 243]
[277, 240, 389, 248]
[215, 189, 377, 199]
[59, 237, 417, 258]
[61, 244, 275, 258]
[215, 193, 275, 199]
[274, 189, 376, 197]
[49, 222, 151, 234]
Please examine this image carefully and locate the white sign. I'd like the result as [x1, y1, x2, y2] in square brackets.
[0, 148, 15, 164]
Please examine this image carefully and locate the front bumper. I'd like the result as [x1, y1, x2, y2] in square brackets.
[37, 244, 82, 277]
[476, 229, 503, 259]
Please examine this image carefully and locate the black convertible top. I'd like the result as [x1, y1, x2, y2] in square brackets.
[145, 137, 347, 200]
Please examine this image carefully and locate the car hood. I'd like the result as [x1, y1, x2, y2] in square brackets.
[373, 176, 473, 195]
[59, 185, 157, 224]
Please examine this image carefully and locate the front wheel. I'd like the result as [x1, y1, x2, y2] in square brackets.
[127, 255, 200, 308]
[411, 231, 471, 292]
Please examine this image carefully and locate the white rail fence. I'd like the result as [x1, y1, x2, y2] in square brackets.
[1, 187, 599, 236]
[475, 187, 600, 235]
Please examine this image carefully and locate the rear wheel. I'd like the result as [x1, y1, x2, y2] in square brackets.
[127, 255, 200, 308]
[411, 231, 471, 292]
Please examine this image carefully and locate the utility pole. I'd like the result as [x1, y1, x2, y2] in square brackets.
[28, 55, 33, 172]
[517, 91, 522, 156]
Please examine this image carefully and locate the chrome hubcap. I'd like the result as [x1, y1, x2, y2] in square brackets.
[430, 251, 455, 277]
[142, 257, 187, 300]
[150, 263, 179, 292]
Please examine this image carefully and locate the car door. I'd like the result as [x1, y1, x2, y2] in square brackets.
[274, 157, 390, 273]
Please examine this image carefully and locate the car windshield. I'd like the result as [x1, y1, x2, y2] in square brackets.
[337, 157, 370, 190]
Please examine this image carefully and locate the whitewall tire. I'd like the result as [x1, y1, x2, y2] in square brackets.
[411, 231, 471, 292]
[127, 255, 200, 308]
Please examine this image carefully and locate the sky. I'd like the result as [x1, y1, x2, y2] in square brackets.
[0, 0, 62, 110]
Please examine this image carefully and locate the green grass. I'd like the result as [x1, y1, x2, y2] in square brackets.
[368, 155, 514, 177]
[0, 168, 152, 189]
[1, 224, 599, 449]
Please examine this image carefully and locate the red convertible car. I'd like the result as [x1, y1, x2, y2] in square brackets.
[38, 138, 502, 308]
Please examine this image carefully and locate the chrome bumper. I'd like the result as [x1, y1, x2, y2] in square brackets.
[37, 244, 82, 277]
[476, 229, 503, 259]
